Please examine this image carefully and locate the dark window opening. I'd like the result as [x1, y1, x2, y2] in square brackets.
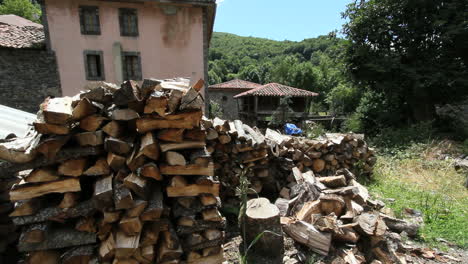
[122, 52, 142, 80]
[222, 96, 228, 101]
[119, 8, 139, 36]
[84, 50, 105, 81]
[79, 6, 100, 35]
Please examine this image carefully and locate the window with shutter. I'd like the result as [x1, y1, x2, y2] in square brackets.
[119, 8, 139, 37]
[79, 6, 101, 35]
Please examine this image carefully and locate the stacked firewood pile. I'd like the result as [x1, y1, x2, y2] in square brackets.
[0, 78, 225, 264]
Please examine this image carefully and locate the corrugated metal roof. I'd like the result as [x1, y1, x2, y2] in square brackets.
[0, 104, 36, 139]
[234, 83, 319, 98]
[209, 79, 262, 90]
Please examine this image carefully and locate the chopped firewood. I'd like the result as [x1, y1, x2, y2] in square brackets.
[10, 178, 81, 201]
[93, 175, 113, 208]
[136, 111, 202, 133]
[320, 194, 345, 216]
[99, 232, 115, 261]
[199, 194, 218, 207]
[187, 251, 224, 264]
[74, 131, 104, 146]
[180, 87, 204, 111]
[381, 214, 419, 237]
[126, 147, 146, 172]
[105, 137, 133, 155]
[318, 175, 347, 188]
[296, 200, 321, 222]
[213, 118, 229, 132]
[162, 228, 180, 249]
[203, 229, 223, 241]
[33, 120, 70, 135]
[206, 128, 218, 140]
[167, 184, 219, 197]
[20, 222, 49, 243]
[42, 97, 74, 125]
[144, 91, 168, 116]
[25, 250, 60, 264]
[24, 168, 60, 183]
[140, 78, 161, 98]
[36, 136, 69, 160]
[184, 128, 206, 142]
[341, 198, 364, 220]
[138, 132, 159, 160]
[159, 141, 206, 152]
[140, 184, 163, 221]
[160, 163, 214, 176]
[79, 114, 107, 132]
[138, 162, 162, 181]
[115, 231, 140, 259]
[114, 80, 141, 106]
[103, 210, 121, 224]
[58, 158, 88, 177]
[218, 134, 231, 144]
[177, 197, 195, 208]
[84, 158, 110, 176]
[18, 227, 96, 252]
[75, 216, 96, 233]
[107, 152, 126, 171]
[126, 200, 147, 217]
[114, 184, 134, 210]
[102, 121, 124, 138]
[157, 240, 183, 263]
[282, 218, 331, 255]
[72, 98, 97, 120]
[140, 222, 161, 246]
[184, 232, 205, 248]
[190, 149, 211, 166]
[10, 199, 41, 217]
[123, 173, 148, 198]
[187, 251, 202, 261]
[165, 151, 186, 166]
[202, 208, 223, 222]
[279, 187, 290, 199]
[312, 159, 326, 172]
[119, 216, 142, 236]
[274, 198, 290, 217]
[58, 192, 79, 209]
[334, 227, 360, 243]
[157, 129, 185, 143]
[202, 246, 221, 257]
[354, 212, 387, 236]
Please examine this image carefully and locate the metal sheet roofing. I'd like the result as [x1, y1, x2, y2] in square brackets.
[208, 79, 262, 90]
[0, 104, 36, 139]
[234, 83, 319, 98]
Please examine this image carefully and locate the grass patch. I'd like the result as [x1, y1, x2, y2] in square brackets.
[366, 141, 468, 249]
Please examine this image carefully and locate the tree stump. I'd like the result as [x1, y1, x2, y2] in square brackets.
[242, 198, 283, 264]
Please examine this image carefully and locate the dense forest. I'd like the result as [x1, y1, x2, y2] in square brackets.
[209, 0, 468, 138]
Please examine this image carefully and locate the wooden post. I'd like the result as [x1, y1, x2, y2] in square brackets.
[253, 96, 258, 126]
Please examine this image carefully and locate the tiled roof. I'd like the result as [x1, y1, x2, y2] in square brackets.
[234, 83, 319, 98]
[209, 79, 262, 90]
[0, 15, 45, 49]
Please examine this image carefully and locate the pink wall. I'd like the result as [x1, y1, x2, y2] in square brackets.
[45, 0, 205, 96]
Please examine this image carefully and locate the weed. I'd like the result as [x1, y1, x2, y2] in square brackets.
[209, 100, 223, 119]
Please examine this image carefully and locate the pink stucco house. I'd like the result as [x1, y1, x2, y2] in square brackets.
[39, 0, 216, 96]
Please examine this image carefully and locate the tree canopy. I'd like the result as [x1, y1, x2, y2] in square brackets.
[0, 0, 41, 23]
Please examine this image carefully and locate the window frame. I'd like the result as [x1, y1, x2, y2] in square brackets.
[122, 51, 142, 81]
[83, 50, 105, 81]
[119, 8, 139, 37]
[79, 6, 101, 35]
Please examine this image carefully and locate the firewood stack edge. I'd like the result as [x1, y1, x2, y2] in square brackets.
[0, 78, 225, 264]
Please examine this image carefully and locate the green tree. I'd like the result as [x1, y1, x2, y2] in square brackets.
[269, 97, 295, 127]
[343, 0, 468, 125]
[0, 0, 42, 23]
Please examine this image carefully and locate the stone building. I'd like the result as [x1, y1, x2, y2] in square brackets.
[40, 0, 216, 96]
[208, 79, 262, 120]
[0, 15, 61, 113]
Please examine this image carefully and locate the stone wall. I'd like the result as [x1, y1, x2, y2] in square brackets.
[0, 48, 61, 113]
[208, 90, 242, 120]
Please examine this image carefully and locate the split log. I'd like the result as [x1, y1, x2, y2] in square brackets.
[165, 151, 186, 166]
[24, 168, 60, 183]
[184, 128, 206, 142]
[72, 98, 97, 120]
[123, 173, 148, 198]
[114, 183, 134, 210]
[296, 200, 321, 222]
[9, 199, 41, 217]
[202, 208, 223, 222]
[140, 184, 163, 221]
[93, 175, 114, 209]
[36, 136, 69, 161]
[74, 131, 104, 147]
[20, 222, 49, 243]
[75, 216, 96, 233]
[138, 162, 162, 181]
[144, 91, 168, 116]
[79, 114, 107, 132]
[102, 121, 124, 138]
[105, 137, 133, 155]
[61, 245, 94, 264]
[33, 120, 70, 135]
[281, 218, 331, 256]
[42, 97, 74, 125]
[84, 158, 110, 176]
[107, 153, 126, 171]
[160, 163, 214, 176]
[318, 175, 347, 188]
[10, 178, 81, 201]
[58, 192, 79, 209]
[126, 199, 147, 217]
[138, 132, 159, 160]
[25, 250, 60, 264]
[159, 141, 206, 152]
[354, 212, 387, 236]
[18, 227, 96, 252]
[157, 129, 185, 143]
[180, 87, 204, 111]
[115, 231, 140, 259]
[136, 111, 202, 133]
[167, 184, 219, 197]
[119, 216, 143, 236]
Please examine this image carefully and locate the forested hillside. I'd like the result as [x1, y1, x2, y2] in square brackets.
[208, 32, 360, 114]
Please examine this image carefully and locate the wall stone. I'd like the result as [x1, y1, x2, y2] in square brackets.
[0, 48, 61, 113]
[208, 90, 242, 120]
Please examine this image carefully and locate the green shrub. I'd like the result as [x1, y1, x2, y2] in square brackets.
[304, 122, 326, 139]
[0, 0, 41, 23]
[208, 100, 223, 119]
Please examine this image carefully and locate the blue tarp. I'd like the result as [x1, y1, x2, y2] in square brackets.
[284, 123, 302, 135]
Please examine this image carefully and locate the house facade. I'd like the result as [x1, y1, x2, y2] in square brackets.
[40, 0, 216, 96]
